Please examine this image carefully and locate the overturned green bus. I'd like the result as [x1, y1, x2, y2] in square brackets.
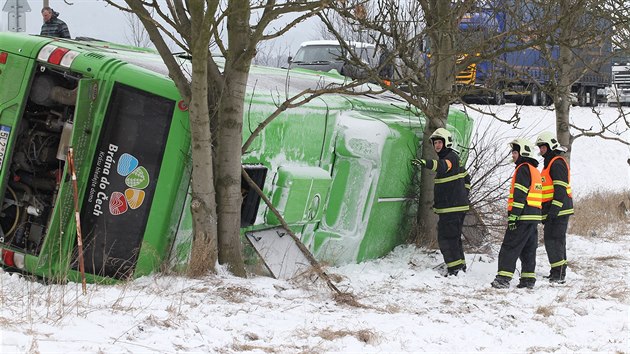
[0, 32, 473, 283]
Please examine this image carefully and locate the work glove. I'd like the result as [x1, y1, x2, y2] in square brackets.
[508, 214, 518, 231]
[547, 204, 561, 221]
[411, 158, 426, 167]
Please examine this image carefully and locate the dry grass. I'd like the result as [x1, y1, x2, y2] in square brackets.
[607, 286, 629, 301]
[231, 343, 278, 353]
[535, 305, 554, 317]
[317, 327, 379, 345]
[186, 237, 216, 277]
[569, 190, 630, 237]
[216, 285, 256, 303]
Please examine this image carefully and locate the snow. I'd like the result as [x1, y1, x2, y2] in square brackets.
[1, 105, 629, 353]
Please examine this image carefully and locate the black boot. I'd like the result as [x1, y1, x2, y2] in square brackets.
[491, 275, 511, 289]
[548, 266, 566, 284]
[447, 264, 467, 276]
[516, 278, 536, 289]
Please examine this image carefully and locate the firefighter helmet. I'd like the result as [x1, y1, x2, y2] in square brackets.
[430, 128, 453, 148]
[536, 131, 560, 151]
[509, 138, 536, 158]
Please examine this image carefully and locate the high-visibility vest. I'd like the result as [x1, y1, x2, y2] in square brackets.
[508, 163, 543, 211]
[541, 156, 572, 202]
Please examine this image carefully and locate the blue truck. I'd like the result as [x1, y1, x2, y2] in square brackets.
[455, 4, 611, 106]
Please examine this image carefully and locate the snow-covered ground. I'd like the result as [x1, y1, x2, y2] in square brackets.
[1, 105, 629, 353]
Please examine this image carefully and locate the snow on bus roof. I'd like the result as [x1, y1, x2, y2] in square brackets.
[299, 40, 376, 48]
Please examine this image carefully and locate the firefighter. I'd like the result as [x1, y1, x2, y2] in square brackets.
[536, 131, 573, 284]
[491, 138, 542, 289]
[412, 128, 470, 276]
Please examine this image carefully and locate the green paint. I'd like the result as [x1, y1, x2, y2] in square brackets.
[0, 33, 473, 282]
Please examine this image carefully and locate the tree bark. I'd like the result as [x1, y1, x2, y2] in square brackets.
[416, 0, 458, 246]
[187, 5, 219, 276]
[553, 0, 584, 164]
[555, 42, 575, 163]
[214, 0, 253, 277]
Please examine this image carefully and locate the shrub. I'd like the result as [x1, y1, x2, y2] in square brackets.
[569, 190, 630, 238]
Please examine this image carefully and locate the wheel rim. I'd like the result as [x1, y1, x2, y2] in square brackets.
[531, 87, 538, 106]
[495, 91, 503, 104]
[540, 92, 547, 106]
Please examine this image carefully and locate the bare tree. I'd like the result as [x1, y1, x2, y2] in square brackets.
[320, 0, 530, 245]
[253, 41, 291, 68]
[315, 4, 379, 43]
[534, 1, 609, 160]
[123, 11, 151, 48]
[322, 0, 630, 247]
[500, 0, 630, 162]
[105, 0, 329, 277]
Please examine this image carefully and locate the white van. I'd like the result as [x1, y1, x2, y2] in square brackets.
[288, 40, 380, 79]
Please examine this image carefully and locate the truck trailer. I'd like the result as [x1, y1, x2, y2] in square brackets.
[0, 33, 473, 283]
[607, 49, 630, 106]
[455, 4, 611, 106]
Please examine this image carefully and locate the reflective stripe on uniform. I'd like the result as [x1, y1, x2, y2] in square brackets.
[508, 163, 543, 211]
[550, 259, 568, 267]
[430, 159, 438, 172]
[446, 259, 466, 268]
[541, 156, 572, 202]
[518, 214, 542, 221]
[433, 205, 470, 214]
[558, 209, 574, 216]
[435, 171, 468, 184]
[498, 271, 514, 278]
[514, 183, 529, 194]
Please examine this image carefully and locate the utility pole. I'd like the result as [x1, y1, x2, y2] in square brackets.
[43, 0, 47, 8]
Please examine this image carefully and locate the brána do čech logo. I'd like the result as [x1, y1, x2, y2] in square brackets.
[109, 153, 150, 215]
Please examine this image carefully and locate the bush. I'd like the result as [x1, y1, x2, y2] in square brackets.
[569, 190, 630, 238]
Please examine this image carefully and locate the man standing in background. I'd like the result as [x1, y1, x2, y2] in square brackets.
[491, 138, 542, 289]
[40, 7, 71, 38]
[536, 131, 574, 284]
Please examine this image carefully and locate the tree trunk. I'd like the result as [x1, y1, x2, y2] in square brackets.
[554, 0, 580, 164]
[215, 70, 247, 277]
[416, 0, 457, 246]
[214, 0, 252, 277]
[555, 44, 574, 163]
[187, 4, 218, 276]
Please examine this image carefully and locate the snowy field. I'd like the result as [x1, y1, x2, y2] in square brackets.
[1, 104, 629, 353]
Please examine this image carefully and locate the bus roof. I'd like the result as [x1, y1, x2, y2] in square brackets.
[299, 40, 376, 49]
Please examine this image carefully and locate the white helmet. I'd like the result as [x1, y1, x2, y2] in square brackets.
[536, 131, 560, 151]
[430, 128, 453, 148]
[509, 138, 536, 158]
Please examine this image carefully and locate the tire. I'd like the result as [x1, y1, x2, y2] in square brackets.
[526, 85, 539, 106]
[539, 90, 549, 106]
[578, 86, 587, 107]
[490, 88, 505, 105]
[589, 86, 598, 107]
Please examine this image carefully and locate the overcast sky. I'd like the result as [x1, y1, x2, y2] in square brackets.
[0, 0, 320, 54]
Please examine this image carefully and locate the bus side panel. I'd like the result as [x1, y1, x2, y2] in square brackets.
[76, 83, 174, 279]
